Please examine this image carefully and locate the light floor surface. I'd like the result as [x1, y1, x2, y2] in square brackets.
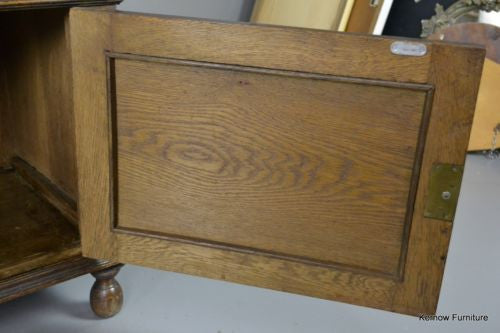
[0, 154, 498, 333]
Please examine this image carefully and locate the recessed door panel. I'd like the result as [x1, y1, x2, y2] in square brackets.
[111, 55, 430, 276]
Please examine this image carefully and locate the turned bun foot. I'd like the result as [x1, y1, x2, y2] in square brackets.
[90, 264, 124, 318]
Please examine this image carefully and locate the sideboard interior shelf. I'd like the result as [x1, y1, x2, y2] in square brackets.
[0, 0, 124, 317]
[0, 162, 80, 281]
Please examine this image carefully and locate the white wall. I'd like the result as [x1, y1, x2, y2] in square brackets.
[118, 0, 255, 21]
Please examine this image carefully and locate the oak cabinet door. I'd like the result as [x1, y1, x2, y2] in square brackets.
[70, 8, 484, 315]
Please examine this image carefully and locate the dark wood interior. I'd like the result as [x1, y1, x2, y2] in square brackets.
[0, 165, 80, 280]
[0, 7, 80, 282]
[0, 3, 123, 316]
[0, 8, 77, 196]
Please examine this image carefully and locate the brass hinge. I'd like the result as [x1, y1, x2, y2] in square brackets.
[423, 164, 464, 222]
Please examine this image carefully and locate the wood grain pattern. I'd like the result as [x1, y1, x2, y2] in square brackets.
[116, 232, 397, 311]
[0, 169, 80, 280]
[12, 157, 78, 225]
[71, 8, 484, 315]
[0, 1, 124, 313]
[391, 43, 485, 315]
[0, 0, 120, 11]
[0, 257, 114, 304]
[0, 158, 118, 306]
[72, 8, 116, 262]
[429, 23, 500, 151]
[107, 11, 433, 84]
[111, 55, 430, 276]
[0, 9, 77, 196]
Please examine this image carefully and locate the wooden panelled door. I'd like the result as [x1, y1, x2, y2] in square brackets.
[70, 8, 484, 315]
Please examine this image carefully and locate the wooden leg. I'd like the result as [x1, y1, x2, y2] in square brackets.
[90, 264, 124, 318]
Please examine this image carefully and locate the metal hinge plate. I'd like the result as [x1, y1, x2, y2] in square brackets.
[424, 164, 464, 222]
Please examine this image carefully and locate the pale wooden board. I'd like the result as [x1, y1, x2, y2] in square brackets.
[251, 0, 348, 30]
[469, 58, 500, 151]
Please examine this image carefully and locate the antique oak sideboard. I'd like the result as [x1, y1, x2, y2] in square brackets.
[0, 0, 485, 318]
